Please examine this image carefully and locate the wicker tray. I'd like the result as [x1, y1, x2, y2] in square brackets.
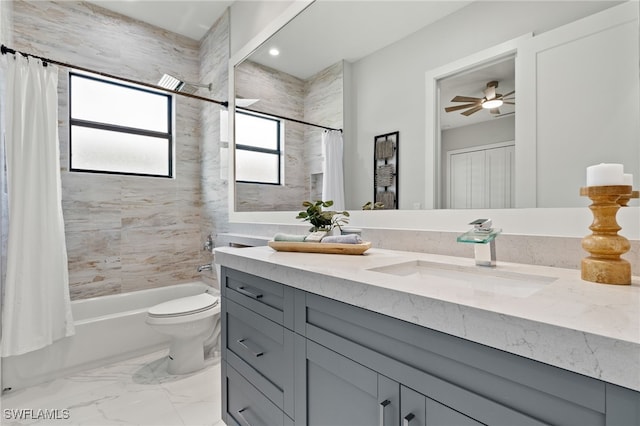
[268, 240, 371, 255]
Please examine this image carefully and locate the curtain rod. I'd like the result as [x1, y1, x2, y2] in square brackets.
[0, 44, 228, 107]
[1, 45, 343, 133]
[236, 106, 342, 132]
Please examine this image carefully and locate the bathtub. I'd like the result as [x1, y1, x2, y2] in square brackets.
[2, 281, 218, 391]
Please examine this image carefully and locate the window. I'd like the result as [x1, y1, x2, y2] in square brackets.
[69, 72, 173, 178]
[235, 110, 282, 185]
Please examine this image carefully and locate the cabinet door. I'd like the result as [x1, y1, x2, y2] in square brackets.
[401, 386, 425, 426]
[305, 340, 399, 426]
[401, 385, 483, 426]
[426, 398, 483, 426]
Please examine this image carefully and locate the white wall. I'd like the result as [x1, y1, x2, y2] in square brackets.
[347, 1, 620, 210]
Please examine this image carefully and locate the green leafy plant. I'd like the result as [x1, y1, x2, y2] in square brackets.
[296, 200, 350, 232]
[362, 201, 385, 210]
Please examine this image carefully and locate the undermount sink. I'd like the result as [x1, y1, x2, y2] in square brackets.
[368, 260, 557, 297]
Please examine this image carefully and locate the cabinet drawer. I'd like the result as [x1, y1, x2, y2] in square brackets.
[224, 298, 294, 415]
[225, 363, 292, 426]
[222, 267, 294, 328]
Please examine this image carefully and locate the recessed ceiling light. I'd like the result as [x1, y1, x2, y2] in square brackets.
[269, 48, 280, 56]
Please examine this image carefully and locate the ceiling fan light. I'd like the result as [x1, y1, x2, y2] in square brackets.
[482, 99, 503, 109]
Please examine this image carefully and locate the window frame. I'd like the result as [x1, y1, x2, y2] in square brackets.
[68, 72, 174, 178]
[234, 110, 283, 185]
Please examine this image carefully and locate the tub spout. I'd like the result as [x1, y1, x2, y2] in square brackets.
[197, 264, 212, 272]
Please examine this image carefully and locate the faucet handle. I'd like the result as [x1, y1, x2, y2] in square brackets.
[469, 218, 492, 230]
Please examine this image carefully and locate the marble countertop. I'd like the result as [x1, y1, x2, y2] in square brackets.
[215, 245, 640, 391]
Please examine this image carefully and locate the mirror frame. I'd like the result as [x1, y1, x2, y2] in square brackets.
[228, 0, 639, 240]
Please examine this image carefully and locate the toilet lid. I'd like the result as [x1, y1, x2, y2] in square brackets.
[148, 293, 219, 318]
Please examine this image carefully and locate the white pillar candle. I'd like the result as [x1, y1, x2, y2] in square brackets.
[586, 163, 624, 186]
[623, 173, 633, 186]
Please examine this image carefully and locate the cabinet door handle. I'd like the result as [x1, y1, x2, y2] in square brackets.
[237, 408, 253, 426]
[403, 413, 415, 426]
[237, 338, 264, 357]
[236, 286, 263, 299]
[379, 399, 391, 426]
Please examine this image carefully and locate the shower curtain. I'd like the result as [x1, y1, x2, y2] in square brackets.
[322, 130, 345, 210]
[1, 54, 74, 357]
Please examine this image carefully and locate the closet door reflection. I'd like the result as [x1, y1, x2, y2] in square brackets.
[447, 143, 514, 209]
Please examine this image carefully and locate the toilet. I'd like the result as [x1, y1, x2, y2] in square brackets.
[146, 291, 220, 375]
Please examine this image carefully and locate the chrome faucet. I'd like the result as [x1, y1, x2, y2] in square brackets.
[457, 219, 500, 267]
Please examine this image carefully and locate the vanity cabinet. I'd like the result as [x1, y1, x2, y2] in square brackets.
[220, 267, 640, 426]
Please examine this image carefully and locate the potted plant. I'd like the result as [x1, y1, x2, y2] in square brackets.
[362, 201, 385, 210]
[296, 200, 350, 233]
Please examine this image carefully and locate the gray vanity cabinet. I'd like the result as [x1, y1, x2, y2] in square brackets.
[220, 267, 640, 426]
[221, 269, 296, 426]
[303, 339, 400, 426]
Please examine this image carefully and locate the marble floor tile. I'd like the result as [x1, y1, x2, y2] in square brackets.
[2, 349, 224, 426]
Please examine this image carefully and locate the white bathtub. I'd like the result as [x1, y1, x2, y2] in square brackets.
[1, 281, 218, 391]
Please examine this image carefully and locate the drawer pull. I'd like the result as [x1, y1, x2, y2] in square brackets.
[379, 399, 391, 426]
[237, 408, 253, 426]
[237, 338, 264, 357]
[403, 413, 415, 426]
[236, 286, 263, 299]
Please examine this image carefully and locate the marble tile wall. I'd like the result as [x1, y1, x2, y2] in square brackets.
[234, 60, 344, 211]
[9, 1, 227, 299]
[199, 11, 231, 286]
[304, 61, 344, 196]
[234, 60, 307, 211]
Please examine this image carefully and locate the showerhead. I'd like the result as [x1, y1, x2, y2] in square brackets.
[158, 73, 211, 94]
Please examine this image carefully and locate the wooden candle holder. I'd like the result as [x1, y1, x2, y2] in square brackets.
[618, 190, 639, 207]
[580, 185, 632, 285]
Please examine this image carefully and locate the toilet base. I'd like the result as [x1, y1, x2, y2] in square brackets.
[167, 337, 205, 375]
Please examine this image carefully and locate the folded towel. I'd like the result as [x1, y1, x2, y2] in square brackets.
[321, 234, 363, 244]
[273, 233, 307, 242]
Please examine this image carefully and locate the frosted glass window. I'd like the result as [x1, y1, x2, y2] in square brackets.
[235, 111, 282, 185]
[71, 127, 170, 176]
[236, 112, 279, 150]
[236, 151, 279, 184]
[71, 74, 168, 132]
[69, 72, 173, 178]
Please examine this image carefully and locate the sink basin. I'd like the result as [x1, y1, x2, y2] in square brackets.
[368, 260, 557, 297]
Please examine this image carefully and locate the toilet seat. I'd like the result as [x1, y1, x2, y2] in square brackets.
[147, 293, 219, 325]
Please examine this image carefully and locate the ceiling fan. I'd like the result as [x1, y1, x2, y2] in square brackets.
[444, 80, 515, 116]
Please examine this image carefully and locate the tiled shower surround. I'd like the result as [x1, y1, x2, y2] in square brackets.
[6, 0, 229, 300]
[234, 60, 343, 212]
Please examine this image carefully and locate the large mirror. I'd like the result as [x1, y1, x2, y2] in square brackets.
[231, 0, 639, 214]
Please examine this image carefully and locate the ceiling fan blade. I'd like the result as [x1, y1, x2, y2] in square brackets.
[450, 95, 482, 103]
[503, 101, 515, 105]
[494, 112, 515, 118]
[445, 103, 478, 112]
[500, 90, 515, 98]
[490, 108, 500, 114]
[461, 105, 483, 116]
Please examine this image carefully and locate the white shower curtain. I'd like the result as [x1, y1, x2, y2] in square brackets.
[322, 130, 345, 210]
[1, 54, 74, 357]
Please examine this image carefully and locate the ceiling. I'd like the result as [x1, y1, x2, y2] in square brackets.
[86, 0, 233, 41]
[439, 58, 515, 130]
[248, 1, 471, 80]
[87, 0, 510, 130]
